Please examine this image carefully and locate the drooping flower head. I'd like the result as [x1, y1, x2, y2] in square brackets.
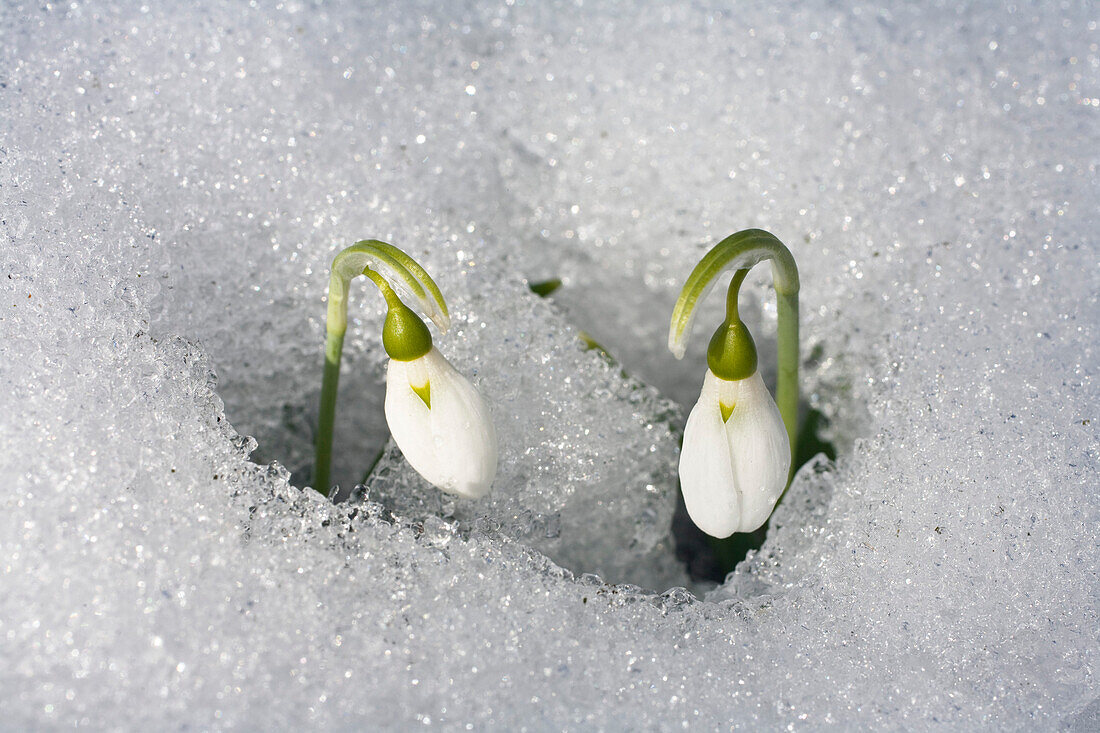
[669, 230, 800, 538]
[314, 240, 497, 499]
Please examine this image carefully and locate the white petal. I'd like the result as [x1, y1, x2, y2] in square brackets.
[722, 371, 791, 533]
[384, 356, 438, 482]
[384, 348, 497, 499]
[679, 372, 741, 538]
[422, 348, 497, 498]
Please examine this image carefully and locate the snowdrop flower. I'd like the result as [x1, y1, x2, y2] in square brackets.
[314, 240, 497, 498]
[384, 342, 497, 499]
[669, 229, 801, 538]
[680, 368, 790, 538]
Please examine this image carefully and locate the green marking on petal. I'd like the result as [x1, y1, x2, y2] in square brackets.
[411, 379, 431, 409]
[719, 400, 735, 422]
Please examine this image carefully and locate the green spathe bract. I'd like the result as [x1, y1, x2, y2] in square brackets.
[669, 228, 800, 460]
[326, 240, 450, 336]
[314, 240, 451, 496]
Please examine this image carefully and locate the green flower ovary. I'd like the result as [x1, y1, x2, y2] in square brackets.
[706, 319, 758, 381]
[382, 302, 433, 361]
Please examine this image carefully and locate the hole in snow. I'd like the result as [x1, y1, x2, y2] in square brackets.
[201, 254, 846, 598]
[240, 360, 391, 503]
[528, 274, 844, 589]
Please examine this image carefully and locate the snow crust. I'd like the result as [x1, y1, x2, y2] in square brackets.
[2, 1, 1097, 728]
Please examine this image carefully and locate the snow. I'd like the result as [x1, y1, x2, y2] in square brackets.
[1, 1, 1097, 729]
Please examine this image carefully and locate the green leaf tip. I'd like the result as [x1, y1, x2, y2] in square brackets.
[528, 278, 563, 298]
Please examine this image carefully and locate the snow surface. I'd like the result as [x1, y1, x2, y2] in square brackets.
[2, 1, 1097, 729]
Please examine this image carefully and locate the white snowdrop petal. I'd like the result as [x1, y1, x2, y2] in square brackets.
[679, 369, 790, 538]
[424, 350, 497, 498]
[384, 356, 442, 486]
[724, 373, 790, 533]
[679, 376, 741, 539]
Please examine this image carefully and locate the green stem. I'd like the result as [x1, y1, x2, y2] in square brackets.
[359, 445, 388, 486]
[362, 267, 401, 309]
[725, 269, 749, 320]
[313, 269, 399, 496]
[314, 330, 344, 496]
[777, 290, 799, 470]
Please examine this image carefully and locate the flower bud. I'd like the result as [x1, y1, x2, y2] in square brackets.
[384, 347, 498, 498]
[679, 369, 790, 538]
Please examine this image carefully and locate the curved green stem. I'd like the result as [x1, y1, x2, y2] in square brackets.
[313, 241, 449, 496]
[361, 267, 402, 308]
[669, 228, 800, 466]
[725, 268, 749, 321]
